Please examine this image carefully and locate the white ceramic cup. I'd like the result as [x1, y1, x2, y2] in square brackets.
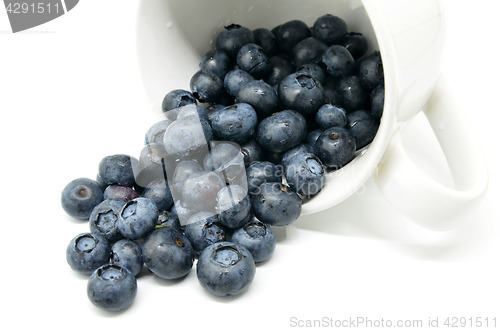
[136, 0, 488, 230]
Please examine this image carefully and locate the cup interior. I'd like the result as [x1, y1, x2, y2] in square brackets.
[136, 0, 392, 214]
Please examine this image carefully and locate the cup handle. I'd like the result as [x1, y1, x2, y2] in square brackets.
[373, 74, 489, 230]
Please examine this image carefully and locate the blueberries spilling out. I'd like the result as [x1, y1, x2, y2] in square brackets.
[62, 13, 384, 311]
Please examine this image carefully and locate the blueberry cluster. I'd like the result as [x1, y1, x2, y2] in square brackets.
[62, 13, 384, 312]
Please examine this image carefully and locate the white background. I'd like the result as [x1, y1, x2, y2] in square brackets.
[0, 1, 498, 330]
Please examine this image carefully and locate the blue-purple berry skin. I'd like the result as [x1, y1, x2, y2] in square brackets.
[321, 45, 355, 78]
[103, 185, 139, 203]
[117, 197, 159, 240]
[98, 154, 138, 188]
[224, 69, 255, 97]
[142, 227, 194, 280]
[89, 199, 127, 243]
[196, 242, 255, 297]
[61, 178, 104, 220]
[111, 239, 143, 277]
[315, 104, 347, 129]
[281, 143, 315, 170]
[346, 110, 380, 149]
[235, 80, 279, 118]
[284, 153, 326, 197]
[358, 50, 384, 90]
[216, 185, 252, 229]
[250, 182, 302, 226]
[312, 14, 348, 45]
[370, 84, 384, 120]
[231, 219, 276, 263]
[210, 103, 258, 144]
[256, 109, 308, 153]
[216, 24, 256, 59]
[199, 49, 231, 79]
[66, 233, 111, 275]
[314, 127, 356, 169]
[246, 161, 282, 194]
[87, 264, 137, 312]
[184, 211, 226, 253]
[162, 89, 197, 114]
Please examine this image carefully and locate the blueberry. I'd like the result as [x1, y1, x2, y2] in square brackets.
[162, 89, 197, 115]
[271, 24, 281, 37]
[163, 115, 212, 160]
[239, 139, 264, 168]
[89, 199, 126, 243]
[217, 185, 252, 229]
[281, 143, 315, 170]
[87, 264, 137, 312]
[199, 49, 230, 79]
[156, 209, 182, 231]
[98, 154, 138, 188]
[340, 32, 368, 60]
[142, 227, 194, 280]
[66, 233, 111, 275]
[346, 110, 380, 149]
[252, 28, 278, 57]
[176, 104, 210, 122]
[284, 153, 326, 197]
[246, 161, 282, 194]
[145, 119, 173, 145]
[235, 80, 279, 118]
[305, 129, 324, 148]
[205, 104, 226, 122]
[370, 84, 384, 120]
[336, 75, 368, 113]
[231, 218, 276, 263]
[182, 171, 226, 213]
[184, 211, 226, 253]
[312, 14, 348, 45]
[264, 150, 285, 166]
[314, 127, 356, 169]
[236, 43, 270, 79]
[250, 182, 302, 226]
[172, 199, 196, 226]
[358, 50, 384, 90]
[117, 197, 159, 240]
[171, 160, 203, 196]
[295, 63, 326, 85]
[210, 103, 258, 144]
[216, 24, 256, 59]
[278, 73, 324, 115]
[196, 242, 255, 297]
[321, 45, 355, 78]
[103, 185, 139, 203]
[110, 239, 143, 277]
[265, 55, 295, 87]
[291, 37, 328, 67]
[224, 69, 255, 97]
[135, 143, 173, 188]
[315, 104, 347, 129]
[141, 178, 173, 211]
[190, 70, 224, 103]
[202, 143, 244, 182]
[275, 20, 311, 54]
[61, 178, 104, 220]
[323, 85, 343, 106]
[256, 109, 308, 153]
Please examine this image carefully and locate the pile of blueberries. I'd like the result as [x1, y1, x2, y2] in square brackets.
[62, 14, 384, 312]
